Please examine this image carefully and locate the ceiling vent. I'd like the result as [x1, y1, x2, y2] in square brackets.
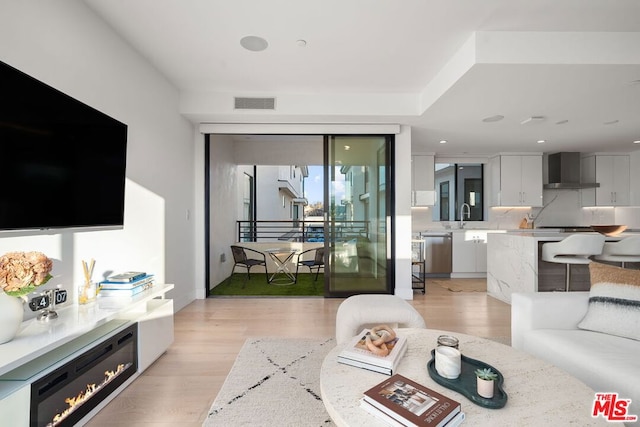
[234, 97, 276, 110]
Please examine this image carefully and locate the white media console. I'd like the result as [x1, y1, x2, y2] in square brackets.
[0, 283, 174, 426]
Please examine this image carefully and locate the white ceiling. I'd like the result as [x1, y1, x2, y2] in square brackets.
[85, 0, 640, 155]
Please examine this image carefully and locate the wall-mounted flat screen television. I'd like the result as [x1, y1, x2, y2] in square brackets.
[0, 60, 127, 231]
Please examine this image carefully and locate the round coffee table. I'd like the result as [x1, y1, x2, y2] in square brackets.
[320, 328, 608, 426]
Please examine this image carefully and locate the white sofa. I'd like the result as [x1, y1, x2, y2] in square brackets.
[512, 292, 640, 424]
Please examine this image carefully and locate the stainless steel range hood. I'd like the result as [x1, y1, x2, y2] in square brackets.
[544, 152, 600, 189]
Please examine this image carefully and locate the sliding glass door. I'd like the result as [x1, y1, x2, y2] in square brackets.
[324, 135, 394, 296]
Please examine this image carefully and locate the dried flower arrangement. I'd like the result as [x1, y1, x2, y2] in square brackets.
[0, 251, 53, 298]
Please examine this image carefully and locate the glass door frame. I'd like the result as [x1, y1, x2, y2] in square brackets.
[322, 134, 395, 297]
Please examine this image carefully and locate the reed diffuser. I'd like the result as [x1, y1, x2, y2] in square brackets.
[79, 259, 96, 304]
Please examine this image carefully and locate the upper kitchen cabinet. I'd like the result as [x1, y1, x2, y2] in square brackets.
[489, 154, 543, 207]
[581, 154, 630, 206]
[412, 155, 435, 206]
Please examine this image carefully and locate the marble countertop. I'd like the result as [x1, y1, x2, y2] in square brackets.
[0, 283, 173, 377]
[493, 231, 639, 241]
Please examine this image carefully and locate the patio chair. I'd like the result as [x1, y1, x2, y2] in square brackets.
[295, 246, 325, 282]
[230, 245, 268, 284]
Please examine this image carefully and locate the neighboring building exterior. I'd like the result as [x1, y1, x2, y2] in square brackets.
[237, 165, 308, 241]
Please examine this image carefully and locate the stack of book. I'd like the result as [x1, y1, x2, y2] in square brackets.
[361, 374, 465, 427]
[99, 272, 154, 297]
[338, 329, 408, 375]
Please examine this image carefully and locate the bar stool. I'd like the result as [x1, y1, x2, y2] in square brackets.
[594, 236, 640, 268]
[541, 234, 605, 292]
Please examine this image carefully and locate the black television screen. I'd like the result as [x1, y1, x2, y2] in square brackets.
[0, 60, 127, 231]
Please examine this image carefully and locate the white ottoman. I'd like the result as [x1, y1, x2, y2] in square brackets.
[335, 294, 426, 344]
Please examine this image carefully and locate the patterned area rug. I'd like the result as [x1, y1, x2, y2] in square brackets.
[203, 335, 510, 426]
[203, 337, 335, 427]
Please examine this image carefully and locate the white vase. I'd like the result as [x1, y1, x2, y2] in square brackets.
[0, 291, 25, 344]
[477, 377, 495, 399]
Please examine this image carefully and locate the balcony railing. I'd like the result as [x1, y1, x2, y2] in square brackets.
[236, 220, 370, 243]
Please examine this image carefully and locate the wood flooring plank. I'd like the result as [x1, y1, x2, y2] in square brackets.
[86, 279, 510, 426]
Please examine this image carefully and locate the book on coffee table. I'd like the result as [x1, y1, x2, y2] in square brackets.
[361, 398, 466, 427]
[362, 374, 462, 427]
[337, 328, 407, 375]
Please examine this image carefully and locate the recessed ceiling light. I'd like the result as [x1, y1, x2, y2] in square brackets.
[634, 140, 640, 144]
[344, 145, 350, 151]
[556, 119, 569, 125]
[296, 39, 307, 47]
[439, 140, 447, 144]
[603, 120, 619, 125]
[537, 140, 546, 144]
[240, 35, 269, 52]
[482, 115, 504, 123]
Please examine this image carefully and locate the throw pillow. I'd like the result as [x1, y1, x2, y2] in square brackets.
[578, 262, 640, 341]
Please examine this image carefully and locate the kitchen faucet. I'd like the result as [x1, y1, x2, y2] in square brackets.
[460, 203, 471, 229]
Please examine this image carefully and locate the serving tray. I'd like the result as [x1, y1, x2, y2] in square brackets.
[427, 349, 508, 409]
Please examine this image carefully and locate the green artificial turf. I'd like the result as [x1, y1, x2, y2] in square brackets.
[209, 273, 325, 296]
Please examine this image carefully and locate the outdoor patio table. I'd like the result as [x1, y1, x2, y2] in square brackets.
[266, 248, 298, 285]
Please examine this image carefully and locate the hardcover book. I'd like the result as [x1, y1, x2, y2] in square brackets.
[361, 399, 466, 427]
[363, 374, 461, 427]
[337, 329, 407, 375]
[100, 275, 154, 290]
[106, 271, 147, 283]
[98, 280, 154, 297]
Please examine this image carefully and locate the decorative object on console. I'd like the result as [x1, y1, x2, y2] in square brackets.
[590, 224, 627, 236]
[0, 251, 53, 297]
[577, 261, 640, 341]
[0, 251, 53, 343]
[0, 290, 24, 344]
[475, 368, 498, 399]
[35, 286, 68, 322]
[79, 259, 96, 304]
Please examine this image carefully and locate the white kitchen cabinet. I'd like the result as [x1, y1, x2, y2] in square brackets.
[452, 230, 489, 278]
[491, 155, 543, 207]
[411, 155, 435, 206]
[581, 154, 630, 206]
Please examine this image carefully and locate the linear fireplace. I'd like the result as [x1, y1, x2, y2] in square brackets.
[30, 324, 138, 427]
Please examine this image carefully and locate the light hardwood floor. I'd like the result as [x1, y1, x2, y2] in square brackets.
[86, 278, 510, 426]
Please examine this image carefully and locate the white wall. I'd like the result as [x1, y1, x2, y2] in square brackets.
[0, 1, 196, 311]
[207, 135, 239, 288]
[395, 126, 413, 299]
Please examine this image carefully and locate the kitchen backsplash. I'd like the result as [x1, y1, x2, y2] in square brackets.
[412, 188, 640, 232]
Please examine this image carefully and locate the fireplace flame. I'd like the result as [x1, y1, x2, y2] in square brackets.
[48, 363, 131, 427]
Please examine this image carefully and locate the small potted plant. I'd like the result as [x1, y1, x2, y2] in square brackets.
[475, 367, 498, 398]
